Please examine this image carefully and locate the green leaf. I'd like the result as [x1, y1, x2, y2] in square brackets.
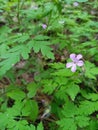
[76, 0, 88, 2]
[21, 45, 30, 59]
[7, 89, 25, 101]
[81, 90, 98, 101]
[0, 51, 20, 76]
[66, 84, 80, 101]
[27, 40, 54, 59]
[0, 44, 9, 56]
[28, 125, 36, 130]
[11, 33, 29, 43]
[0, 104, 23, 129]
[57, 101, 90, 129]
[27, 82, 38, 98]
[0, 44, 28, 76]
[22, 99, 38, 121]
[57, 118, 77, 130]
[34, 35, 50, 40]
[85, 61, 98, 79]
[42, 79, 58, 94]
[62, 101, 78, 117]
[51, 68, 73, 77]
[50, 62, 65, 69]
[79, 100, 98, 115]
[0, 100, 37, 130]
[37, 122, 44, 130]
[41, 46, 54, 59]
[0, 113, 9, 129]
[7, 120, 29, 130]
[9, 101, 24, 116]
[75, 116, 90, 128]
[87, 120, 98, 130]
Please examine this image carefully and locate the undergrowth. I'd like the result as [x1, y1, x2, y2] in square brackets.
[0, 0, 98, 130]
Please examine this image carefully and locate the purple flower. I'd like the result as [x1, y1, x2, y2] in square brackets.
[41, 24, 47, 29]
[73, 2, 79, 7]
[66, 53, 84, 72]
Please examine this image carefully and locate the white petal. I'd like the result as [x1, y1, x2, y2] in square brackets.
[76, 54, 83, 60]
[77, 60, 84, 66]
[70, 54, 76, 61]
[66, 62, 73, 68]
[71, 64, 77, 72]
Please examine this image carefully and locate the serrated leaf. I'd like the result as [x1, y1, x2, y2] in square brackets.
[0, 43, 32, 76]
[0, 44, 9, 56]
[34, 35, 49, 40]
[9, 101, 24, 116]
[0, 113, 9, 129]
[51, 68, 73, 77]
[0, 52, 20, 76]
[75, 115, 90, 127]
[0, 45, 26, 76]
[7, 120, 29, 130]
[57, 101, 90, 129]
[46, 51, 54, 59]
[57, 118, 77, 130]
[81, 90, 98, 101]
[79, 101, 98, 115]
[87, 120, 98, 130]
[21, 45, 30, 59]
[85, 61, 98, 79]
[11, 33, 29, 43]
[28, 40, 54, 59]
[62, 101, 78, 117]
[41, 46, 54, 59]
[42, 79, 58, 94]
[28, 125, 36, 130]
[50, 62, 65, 69]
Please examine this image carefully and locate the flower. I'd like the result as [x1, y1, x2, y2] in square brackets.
[73, 2, 79, 7]
[41, 24, 47, 29]
[66, 53, 84, 72]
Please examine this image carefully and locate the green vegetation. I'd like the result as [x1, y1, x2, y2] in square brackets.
[0, 0, 98, 129]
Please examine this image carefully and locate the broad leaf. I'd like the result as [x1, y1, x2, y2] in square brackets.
[27, 82, 38, 98]
[66, 84, 80, 101]
[22, 99, 38, 121]
[7, 89, 25, 101]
